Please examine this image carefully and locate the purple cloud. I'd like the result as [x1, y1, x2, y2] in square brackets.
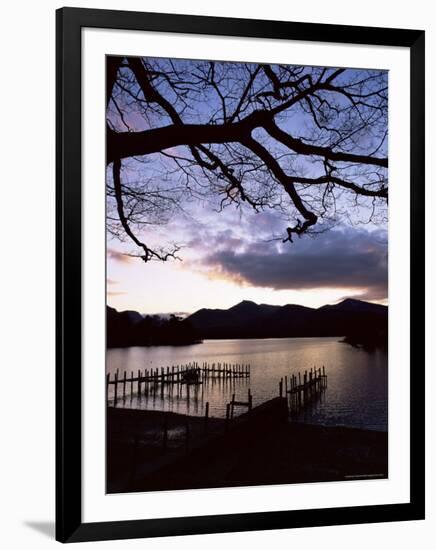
[196, 228, 388, 301]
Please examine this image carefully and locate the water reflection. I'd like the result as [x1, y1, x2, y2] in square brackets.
[107, 337, 388, 431]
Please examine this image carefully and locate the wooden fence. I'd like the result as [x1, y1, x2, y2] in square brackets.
[279, 366, 327, 414]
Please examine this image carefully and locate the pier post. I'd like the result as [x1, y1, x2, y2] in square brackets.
[309, 370, 313, 400]
[114, 370, 118, 406]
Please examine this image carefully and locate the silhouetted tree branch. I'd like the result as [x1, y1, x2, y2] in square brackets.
[106, 56, 388, 260]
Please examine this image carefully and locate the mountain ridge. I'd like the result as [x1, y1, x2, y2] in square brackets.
[185, 298, 387, 345]
[106, 298, 387, 349]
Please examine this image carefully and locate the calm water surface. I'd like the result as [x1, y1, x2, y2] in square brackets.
[107, 337, 387, 431]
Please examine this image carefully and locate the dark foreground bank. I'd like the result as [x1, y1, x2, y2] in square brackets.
[107, 402, 388, 493]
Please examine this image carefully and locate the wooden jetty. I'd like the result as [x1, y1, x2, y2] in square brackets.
[107, 361, 250, 406]
[282, 366, 327, 414]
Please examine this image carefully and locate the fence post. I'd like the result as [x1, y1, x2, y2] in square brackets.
[114, 370, 118, 406]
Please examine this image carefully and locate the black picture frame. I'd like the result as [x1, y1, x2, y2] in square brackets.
[56, 7, 425, 543]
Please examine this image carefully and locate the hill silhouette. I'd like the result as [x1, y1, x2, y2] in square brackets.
[107, 298, 387, 349]
[186, 298, 387, 348]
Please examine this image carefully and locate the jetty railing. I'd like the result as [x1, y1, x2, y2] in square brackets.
[280, 366, 327, 414]
[107, 361, 251, 406]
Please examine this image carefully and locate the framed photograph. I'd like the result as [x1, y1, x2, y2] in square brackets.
[56, 7, 425, 543]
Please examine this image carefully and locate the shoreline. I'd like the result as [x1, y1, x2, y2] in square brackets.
[107, 405, 388, 494]
[107, 334, 389, 349]
[107, 405, 386, 433]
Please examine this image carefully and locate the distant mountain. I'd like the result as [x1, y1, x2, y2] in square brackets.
[188, 300, 280, 336]
[106, 299, 388, 349]
[186, 299, 388, 347]
[319, 298, 387, 314]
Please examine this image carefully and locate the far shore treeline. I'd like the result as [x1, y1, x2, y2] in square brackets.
[107, 307, 201, 348]
[107, 299, 387, 350]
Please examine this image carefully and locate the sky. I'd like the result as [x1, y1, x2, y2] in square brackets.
[107, 58, 388, 315]
[107, 199, 388, 315]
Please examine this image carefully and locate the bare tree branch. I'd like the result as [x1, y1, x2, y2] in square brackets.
[106, 57, 388, 256]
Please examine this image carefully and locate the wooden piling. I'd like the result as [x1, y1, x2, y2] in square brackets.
[114, 370, 118, 406]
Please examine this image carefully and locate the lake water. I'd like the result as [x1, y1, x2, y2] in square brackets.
[107, 337, 388, 431]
